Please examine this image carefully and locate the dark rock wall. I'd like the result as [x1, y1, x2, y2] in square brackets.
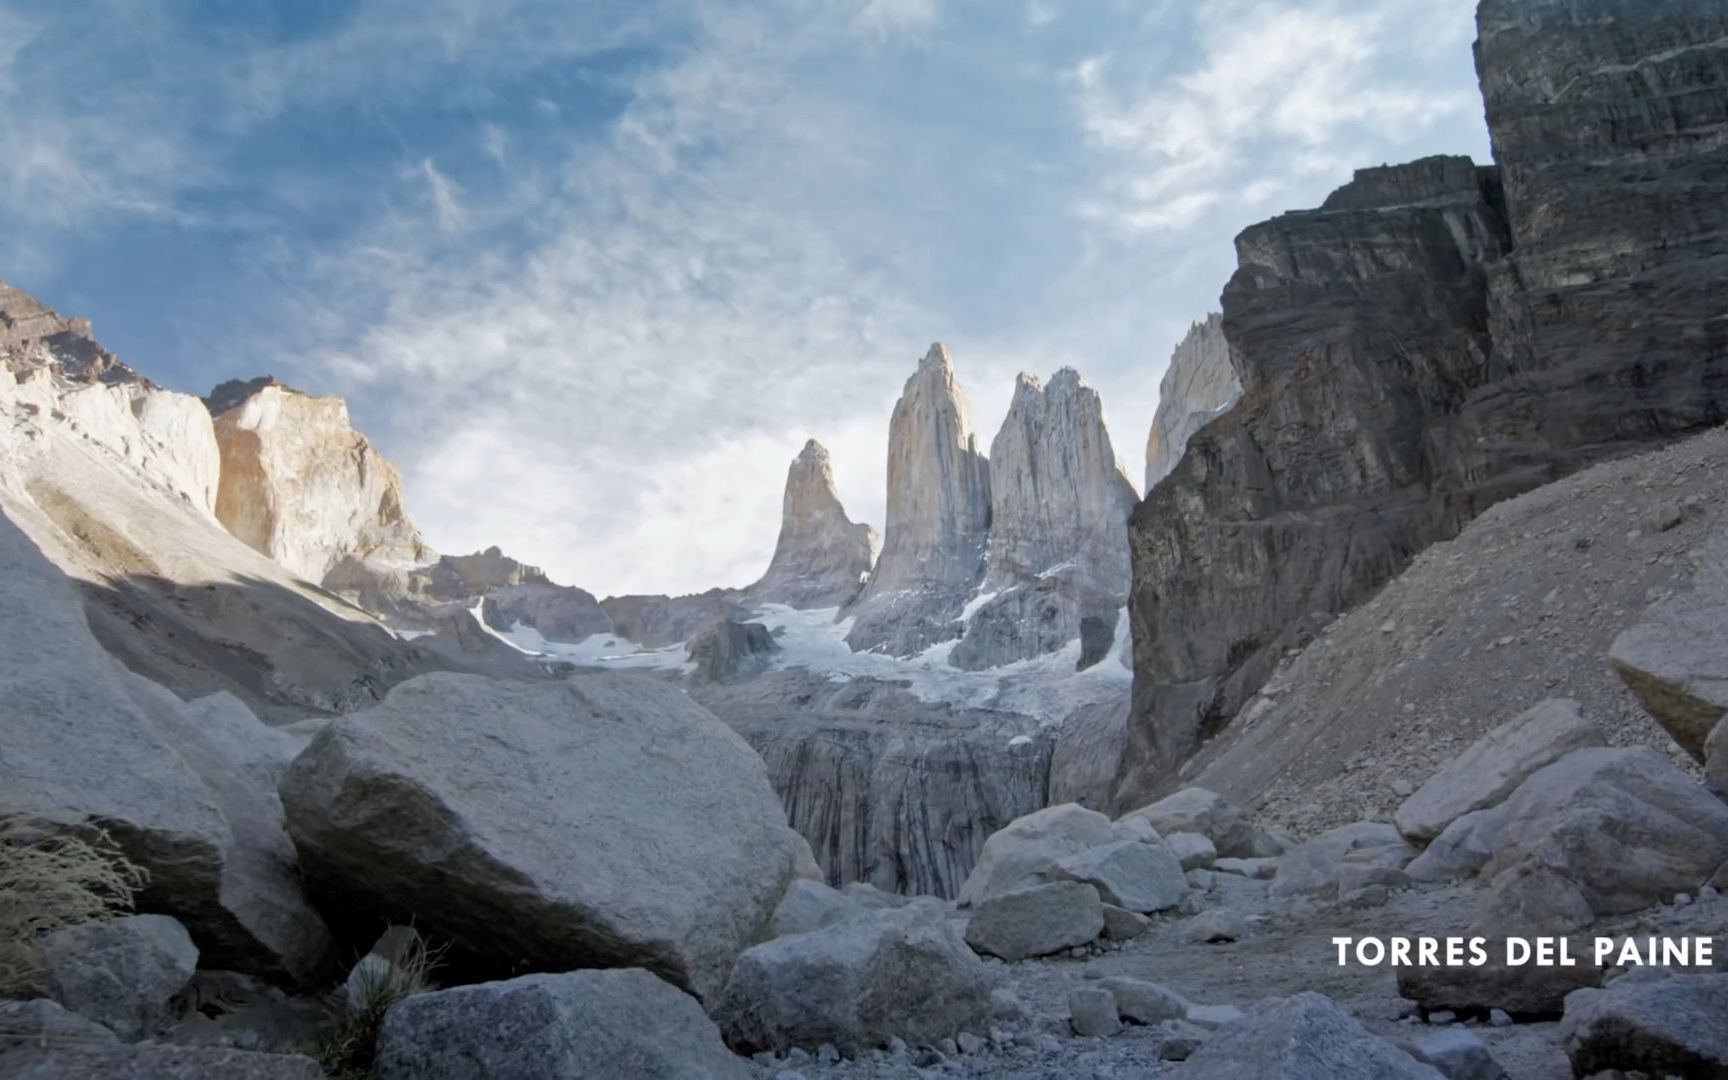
[1118, 0, 1728, 807]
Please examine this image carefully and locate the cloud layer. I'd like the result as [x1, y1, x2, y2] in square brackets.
[2, 0, 1491, 595]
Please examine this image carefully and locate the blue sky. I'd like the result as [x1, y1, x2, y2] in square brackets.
[1, 0, 1491, 596]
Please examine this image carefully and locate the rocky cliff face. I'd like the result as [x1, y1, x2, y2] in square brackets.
[1143, 315, 1240, 492]
[742, 439, 879, 609]
[1118, 0, 1728, 807]
[1, 279, 140, 386]
[694, 671, 1050, 898]
[950, 369, 1137, 671]
[845, 344, 992, 656]
[210, 383, 433, 587]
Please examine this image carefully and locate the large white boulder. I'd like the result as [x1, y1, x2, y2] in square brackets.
[956, 802, 1114, 906]
[279, 672, 799, 1002]
[716, 901, 995, 1054]
[1394, 699, 1603, 842]
[373, 969, 751, 1080]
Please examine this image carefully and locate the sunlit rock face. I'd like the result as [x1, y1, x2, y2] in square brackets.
[742, 439, 879, 610]
[1144, 315, 1240, 493]
[209, 381, 433, 587]
[845, 344, 992, 657]
[950, 369, 1137, 672]
[1119, 0, 1728, 808]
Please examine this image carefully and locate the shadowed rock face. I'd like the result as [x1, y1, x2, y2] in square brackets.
[742, 439, 878, 610]
[693, 671, 1050, 899]
[1144, 316, 1240, 493]
[846, 344, 992, 656]
[951, 370, 1137, 672]
[1119, 0, 1728, 807]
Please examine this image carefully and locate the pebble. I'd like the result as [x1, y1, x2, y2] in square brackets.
[1490, 1009, 1513, 1027]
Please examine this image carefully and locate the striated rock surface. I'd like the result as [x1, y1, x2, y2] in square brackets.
[695, 672, 1050, 899]
[209, 381, 432, 587]
[1121, 0, 1728, 810]
[742, 439, 878, 609]
[845, 344, 992, 656]
[951, 369, 1137, 671]
[1143, 315, 1241, 492]
[1119, 155, 1512, 805]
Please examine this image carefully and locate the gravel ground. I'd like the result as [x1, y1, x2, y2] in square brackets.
[1180, 426, 1728, 838]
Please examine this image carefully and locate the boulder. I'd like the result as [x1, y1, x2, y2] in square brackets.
[1118, 788, 1280, 859]
[1406, 809, 1502, 883]
[29, 915, 197, 1040]
[0, 1044, 323, 1077]
[1212, 857, 1278, 880]
[374, 969, 751, 1080]
[0, 999, 119, 1051]
[716, 901, 995, 1055]
[1165, 832, 1217, 870]
[767, 880, 860, 940]
[279, 672, 798, 1002]
[1559, 973, 1728, 1077]
[1101, 977, 1190, 1025]
[956, 803, 1114, 906]
[1179, 993, 1441, 1079]
[790, 832, 824, 883]
[1406, 1028, 1507, 1080]
[1068, 987, 1121, 1038]
[343, 926, 424, 1010]
[962, 881, 1104, 961]
[1398, 946, 1603, 1019]
[1049, 839, 1187, 913]
[1100, 905, 1150, 941]
[1609, 512, 1728, 761]
[1271, 822, 1416, 900]
[1478, 747, 1728, 920]
[1186, 910, 1249, 944]
[1394, 699, 1603, 842]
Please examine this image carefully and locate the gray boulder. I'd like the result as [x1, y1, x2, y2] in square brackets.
[30, 914, 197, 1040]
[1118, 787, 1282, 859]
[0, 1044, 322, 1077]
[1068, 987, 1121, 1038]
[1478, 747, 1728, 920]
[1186, 910, 1249, 944]
[955, 803, 1114, 906]
[1406, 809, 1502, 883]
[1272, 822, 1416, 900]
[1100, 905, 1150, 941]
[1406, 1028, 1507, 1080]
[1212, 856, 1278, 879]
[343, 926, 424, 1010]
[1609, 511, 1728, 761]
[1394, 699, 1603, 842]
[1559, 972, 1728, 1077]
[1398, 944, 1603, 1018]
[1165, 831, 1217, 870]
[374, 969, 750, 1080]
[1180, 993, 1441, 1079]
[962, 881, 1104, 961]
[0, 999, 119, 1051]
[716, 901, 995, 1055]
[1101, 977, 1189, 1025]
[279, 672, 798, 1002]
[1049, 839, 1187, 913]
[768, 880, 860, 940]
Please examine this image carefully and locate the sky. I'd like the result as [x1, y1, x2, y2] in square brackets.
[1, 0, 1492, 597]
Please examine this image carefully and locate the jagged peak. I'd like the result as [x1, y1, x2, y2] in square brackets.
[796, 437, 830, 462]
[920, 342, 953, 372]
[1047, 366, 1088, 394]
